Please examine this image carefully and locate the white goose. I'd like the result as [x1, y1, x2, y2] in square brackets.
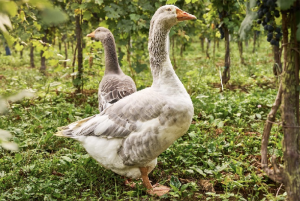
[56, 5, 196, 196]
[87, 27, 136, 112]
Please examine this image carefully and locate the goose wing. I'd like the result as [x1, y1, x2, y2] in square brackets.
[57, 88, 167, 139]
[98, 74, 136, 112]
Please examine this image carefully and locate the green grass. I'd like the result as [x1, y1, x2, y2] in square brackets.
[0, 37, 285, 200]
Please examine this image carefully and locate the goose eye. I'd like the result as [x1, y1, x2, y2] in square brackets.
[166, 8, 171, 11]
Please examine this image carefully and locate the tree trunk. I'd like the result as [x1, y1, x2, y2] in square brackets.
[30, 44, 35, 68]
[261, 8, 300, 200]
[75, 13, 83, 93]
[180, 43, 184, 57]
[261, 83, 284, 183]
[118, 47, 123, 65]
[200, 37, 204, 52]
[40, 30, 48, 74]
[118, 47, 121, 58]
[221, 25, 230, 85]
[71, 41, 74, 54]
[72, 44, 78, 81]
[257, 31, 260, 48]
[58, 41, 61, 53]
[252, 31, 256, 53]
[280, 11, 300, 201]
[20, 49, 23, 59]
[206, 39, 210, 59]
[273, 45, 282, 76]
[53, 35, 55, 46]
[89, 47, 93, 68]
[217, 39, 219, 49]
[213, 38, 216, 59]
[40, 50, 46, 74]
[64, 41, 68, 68]
[238, 41, 245, 65]
[292, 8, 299, 125]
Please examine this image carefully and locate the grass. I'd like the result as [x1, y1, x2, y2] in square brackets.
[0, 36, 285, 200]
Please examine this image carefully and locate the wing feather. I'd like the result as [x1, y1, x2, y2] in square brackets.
[59, 88, 166, 140]
[98, 74, 136, 112]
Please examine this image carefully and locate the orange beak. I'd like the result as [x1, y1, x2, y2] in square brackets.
[176, 9, 197, 21]
[87, 31, 95, 38]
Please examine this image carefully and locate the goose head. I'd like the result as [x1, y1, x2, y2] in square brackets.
[150, 5, 196, 31]
[148, 6, 196, 66]
[87, 27, 111, 42]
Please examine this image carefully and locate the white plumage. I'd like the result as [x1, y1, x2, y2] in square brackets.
[56, 5, 196, 196]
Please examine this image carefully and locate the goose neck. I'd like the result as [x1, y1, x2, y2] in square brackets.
[102, 35, 122, 75]
[148, 25, 171, 81]
[148, 24, 188, 96]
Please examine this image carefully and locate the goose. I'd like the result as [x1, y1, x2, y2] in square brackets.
[56, 5, 196, 196]
[87, 27, 136, 112]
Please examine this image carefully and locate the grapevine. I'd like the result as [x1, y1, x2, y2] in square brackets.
[256, 0, 282, 46]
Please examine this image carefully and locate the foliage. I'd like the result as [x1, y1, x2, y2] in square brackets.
[0, 0, 15, 45]
[0, 90, 35, 151]
[0, 0, 67, 46]
[276, 0, 297, 10]
[209, 0, 246, 36]
[0, 0, 294, 199]
[0, 36, 286, 199]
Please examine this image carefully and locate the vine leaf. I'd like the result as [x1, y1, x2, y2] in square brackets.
[129, 14, 140, 21]
[170, 176, 181, 189]
[95, 0, 103, 5]
[133, 62, 147, 74]
[15, 43, 24, 52]
[83, 11, 92, 20]
[0, 1, 18, 16]
[276, 0, 296, 10]
[104, 6, 120, 19]
[166, 0, 177, 4]
[41, 7, 68, 25]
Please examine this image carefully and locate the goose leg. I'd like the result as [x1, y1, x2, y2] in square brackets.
[139, 167, 170, 196]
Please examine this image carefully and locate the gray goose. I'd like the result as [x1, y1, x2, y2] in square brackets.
[87, 27, 136, 112]
[56, 5, 196, 196]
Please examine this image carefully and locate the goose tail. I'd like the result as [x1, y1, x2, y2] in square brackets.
[55, 115, 99, 138]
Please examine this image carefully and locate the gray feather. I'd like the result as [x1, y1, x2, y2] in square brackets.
[93, 27, 136, 112]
